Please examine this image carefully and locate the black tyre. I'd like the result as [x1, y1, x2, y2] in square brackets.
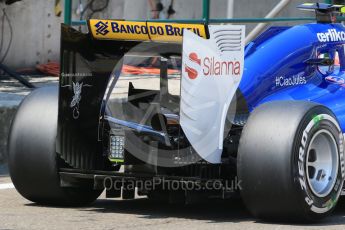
[8, 86, 102, 206]
[238, 101, 345, 221]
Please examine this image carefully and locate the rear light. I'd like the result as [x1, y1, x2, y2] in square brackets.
[109, 134, 125, 163]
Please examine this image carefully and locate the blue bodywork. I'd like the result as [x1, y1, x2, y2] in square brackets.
[240, 23, 345, 131]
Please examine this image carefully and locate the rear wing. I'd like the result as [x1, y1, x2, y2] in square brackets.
[88, 19, 208, 43]
[57, 20, 245, 169]
[298, 3, 345, 23]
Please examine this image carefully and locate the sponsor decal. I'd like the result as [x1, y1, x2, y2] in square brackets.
[184, 51, 241, 80]
[61, 73, 92, 77]
[339, 132, 345, 178]
[109, 22, 203, 37]
[89, 20, 207, 42]
[317, 29, 345, 42]
[95, 21, 110, 36]
[275, 73, 307, 87]
[185, 52, 201, 79]
[298, 127, 309, 193]
[62, 81, 92, 119]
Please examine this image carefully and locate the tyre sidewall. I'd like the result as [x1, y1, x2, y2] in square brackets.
[293, 107, 345, 218]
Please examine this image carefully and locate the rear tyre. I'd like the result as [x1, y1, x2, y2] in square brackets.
[8, 87, 102, 206]
[238, 101, 345, 221]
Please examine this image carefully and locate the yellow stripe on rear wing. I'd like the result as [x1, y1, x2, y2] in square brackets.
[88, 19, 208, 43]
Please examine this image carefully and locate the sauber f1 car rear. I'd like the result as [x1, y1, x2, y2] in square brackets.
[57, 20, 246, 197]
[8, 3, 345, 222]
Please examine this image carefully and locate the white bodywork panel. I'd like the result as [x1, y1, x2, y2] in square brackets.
[180, 25, 245, 164]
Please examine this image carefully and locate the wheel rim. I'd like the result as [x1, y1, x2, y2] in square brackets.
[306, 129, 339, 198]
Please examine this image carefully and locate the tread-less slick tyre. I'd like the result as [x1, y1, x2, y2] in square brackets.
[8, 87, 102, 206]
[238, 101, 345, 221]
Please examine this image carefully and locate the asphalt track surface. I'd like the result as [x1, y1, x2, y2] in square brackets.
[2, 176, 345, 230]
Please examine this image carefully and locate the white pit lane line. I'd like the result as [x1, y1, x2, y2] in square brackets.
[0, 183, 15, 190]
